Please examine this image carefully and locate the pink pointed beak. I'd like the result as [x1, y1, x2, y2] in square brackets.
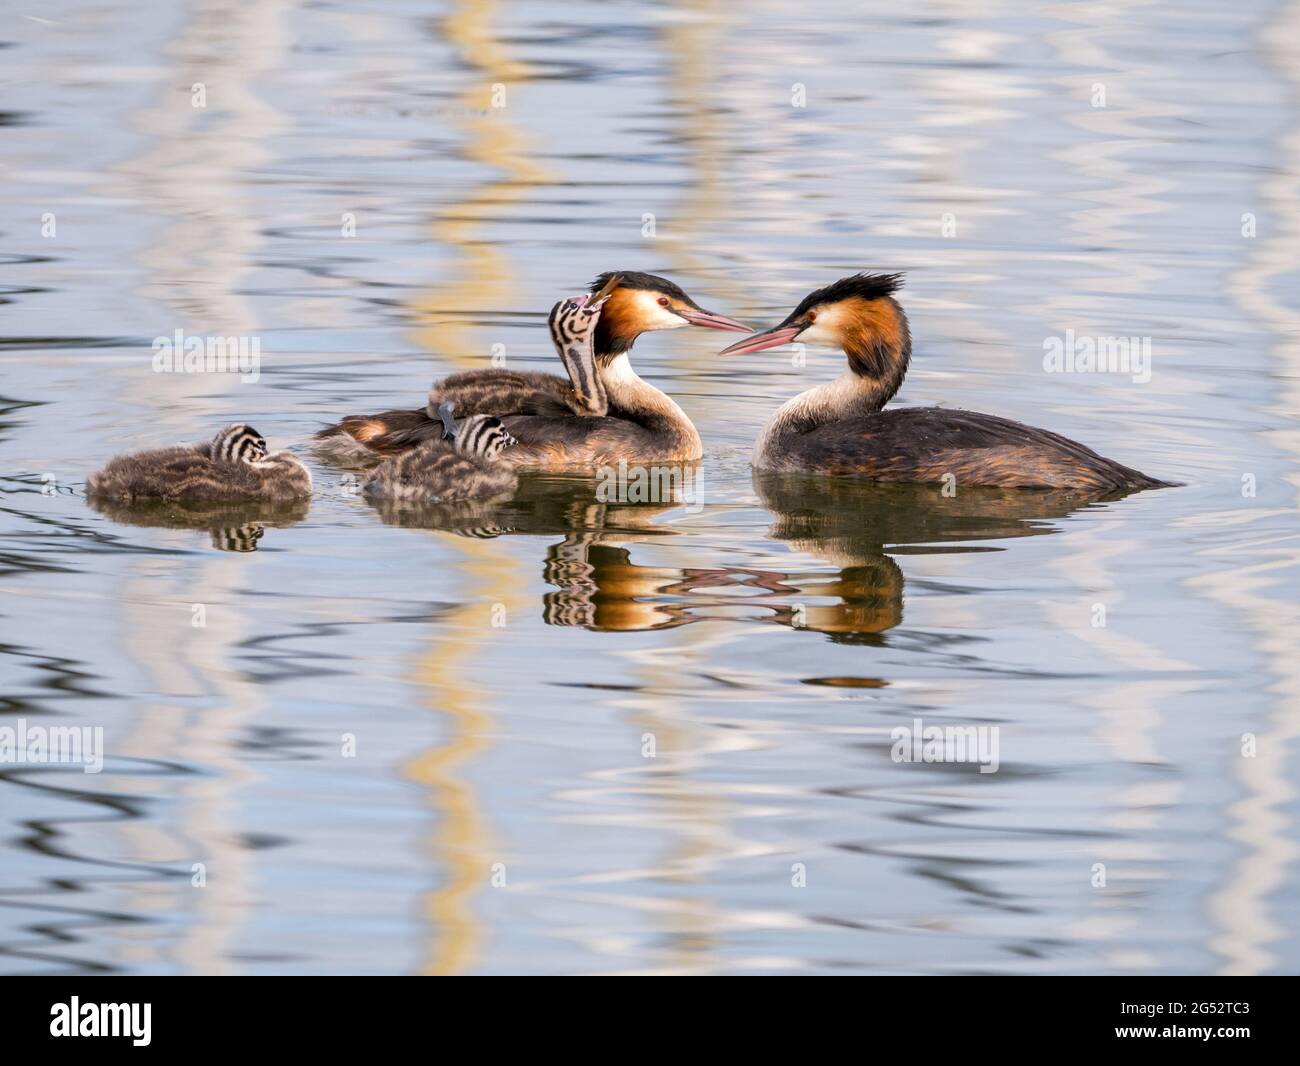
[718, 325, 803, 355]
[678, 307, 753, 333]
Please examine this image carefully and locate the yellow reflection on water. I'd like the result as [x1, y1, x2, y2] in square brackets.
[406, 543, 525, 975]
[410, 0, 551, 367]
[401, 0, 545, 975]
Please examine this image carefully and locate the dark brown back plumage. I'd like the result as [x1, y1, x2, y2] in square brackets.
[314, 371, 601, 468]
[774, 407, 1171, 492]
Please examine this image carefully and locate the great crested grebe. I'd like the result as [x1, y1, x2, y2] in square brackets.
[87, 423, 313, 502]
[314, 271, 749, 470]
[720, 274, 1174, 493]
[363, 402, 518, 503]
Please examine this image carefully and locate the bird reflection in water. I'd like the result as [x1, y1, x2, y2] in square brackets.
[85, 496, 311, 552]
[747, 474, 1111, 642]
[367, 494, 518, 540]
[366, 468, 1120, 638]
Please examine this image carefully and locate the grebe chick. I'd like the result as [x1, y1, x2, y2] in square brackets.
[314, 271, 750, 470]
[363, 404, 518, 502]
[720, 274, 1175, 493]
[87, 424, 312, 502]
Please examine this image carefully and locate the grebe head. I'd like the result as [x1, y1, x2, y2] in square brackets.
[719, 273, 910, 379]
[453, 414, 517, 461]
[212, 423, 269, 464]
[548, 287, 609, 350]
[588, 271, 750, 359]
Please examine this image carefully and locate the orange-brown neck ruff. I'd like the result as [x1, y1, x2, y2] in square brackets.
[592, 287, 645, 359]
[841, 296, 911, 410]
[753, 295, 912, 466]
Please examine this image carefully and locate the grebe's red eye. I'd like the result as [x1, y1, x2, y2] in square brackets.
[807, 310, 818, 322]
[658, 297, 670, 307]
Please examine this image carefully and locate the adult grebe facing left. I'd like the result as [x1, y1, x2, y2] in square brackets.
[720, 274, 1175, 493]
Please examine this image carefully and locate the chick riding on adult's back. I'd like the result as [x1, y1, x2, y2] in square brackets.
[315, 272, 749, 471]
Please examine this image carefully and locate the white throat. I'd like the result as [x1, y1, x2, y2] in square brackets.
[601, 353, 642, 391]
[598, 352, 700, 453]
[600, 353, 686, 419]
[754, 371, 864, 468]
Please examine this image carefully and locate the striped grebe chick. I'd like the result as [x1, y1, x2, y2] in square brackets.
[314, 271, 749, 470]
[87, 423, 312, 502]
[720, 274, 1175, 493]
[363, 403, 518, 503]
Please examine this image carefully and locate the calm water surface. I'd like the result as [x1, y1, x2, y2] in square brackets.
[2, 0, 1298, 974]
